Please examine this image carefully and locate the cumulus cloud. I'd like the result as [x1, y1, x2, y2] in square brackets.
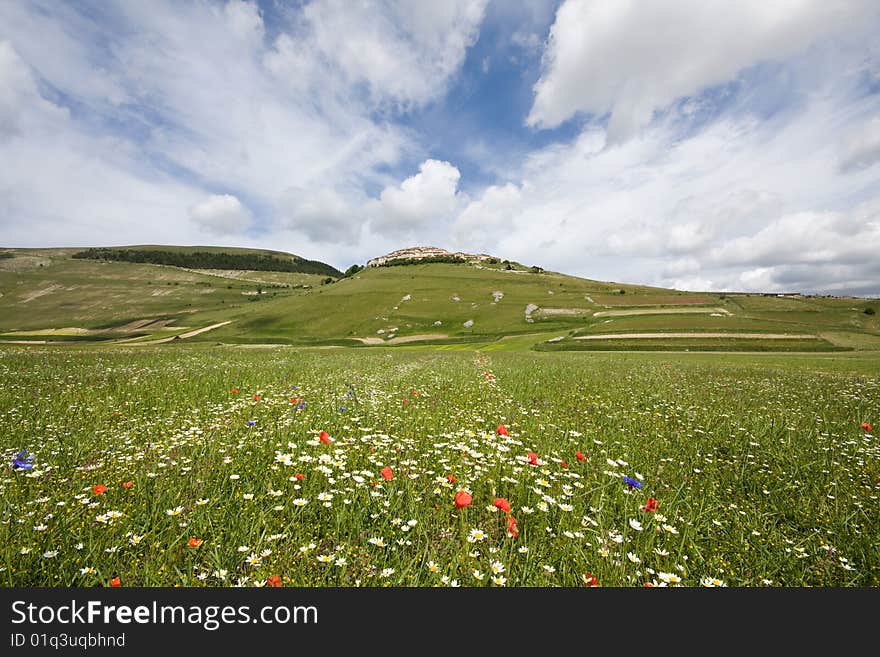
[0, 39, 208, 247]
[2, 0, 879, 298]
[453, 182, 523, 245]
[189, 194, 253, 236]
[0, 1, 488, 260]
[711, 205, 880, 269]
[528, 0, 874, 141]
[453, 57, 880, 295]
[370, 159, 465, 234]
[278, 187, 361, 245]
[295, 0, 488, 109]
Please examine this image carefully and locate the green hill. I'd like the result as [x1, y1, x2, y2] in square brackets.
[72, 245, 341, 277]
[1, 246, 878, 351]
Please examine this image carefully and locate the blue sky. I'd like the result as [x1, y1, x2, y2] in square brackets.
[2, 0, 880, 295]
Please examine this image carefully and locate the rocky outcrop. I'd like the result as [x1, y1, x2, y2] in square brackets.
[367, 246, 493, 267]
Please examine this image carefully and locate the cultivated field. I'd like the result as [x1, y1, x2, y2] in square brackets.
[2, 344, 877, 587]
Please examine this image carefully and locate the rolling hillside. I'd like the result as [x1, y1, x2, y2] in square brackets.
[1, 246, 878, 351]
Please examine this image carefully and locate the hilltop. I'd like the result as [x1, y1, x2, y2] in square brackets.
[72, 244, 341, 277]
[367, 246, 495, 267]
[0, 245, 878, 351]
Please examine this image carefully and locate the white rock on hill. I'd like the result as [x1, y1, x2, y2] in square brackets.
[367, 246, 493, 267]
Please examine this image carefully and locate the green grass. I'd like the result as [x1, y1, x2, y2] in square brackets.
[536, 337, 846, 352]
[1, 247, 878, 352]
[1, 344, 877, 587]
[0, 248, 326, 333]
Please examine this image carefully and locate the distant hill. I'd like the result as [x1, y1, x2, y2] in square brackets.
[72, 245, 341, 277]
[0, 245, 877, 351]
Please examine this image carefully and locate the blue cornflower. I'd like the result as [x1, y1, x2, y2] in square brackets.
[295, 400, 307, 410]
[247, 420, 256, 427]
[12, 450, 33, 470]
[622, 475, 642, 489]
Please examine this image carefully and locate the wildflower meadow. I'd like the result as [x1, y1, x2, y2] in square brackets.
[1, 346, 877, 587]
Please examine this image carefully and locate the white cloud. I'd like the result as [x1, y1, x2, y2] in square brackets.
[1, 0, 879, 299]
[0, 41, 68, 137]
[0, 1, 488, 264]
[371, 159, 465, 233]
[0, 39, 208, 248]
[287, 0, 488, 109]
[453, 61, 880, 295]
[711, 205, 880, 269]
[453, 182, 523, 245]
[279, 187, 361, 245]
[189, 194, 253, 236]
[839, 116, 880, 172]
[528, 0, 874, 141]
[510, 31, 541, 53]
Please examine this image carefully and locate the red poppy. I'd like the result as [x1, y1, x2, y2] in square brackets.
[454, 490, 472, 509]
[402, 399, 408, 405]
[446, 474, 457, 483]
[506, 515, 519, 538]
[291, 397, 297, 404]
[497, 424, 509, 436]
[527, 451, 538, 466]
[295, 473, 305, 481]
[231, 387, 238, 394]
[253, 394, 260, 401]
[493, 498, 511, 514]
[187, 538, 203, 548]
[266, 575, 283, 588]
[93, 484, 107, 495]
[109, 576, 121, 588]
[411, 390, 419, 397]
[560, 460, 569, 468]
[583, 573, 599, 587]
[641, 497, 658, 513]
[122, 481, 133, 489]
[861, 421, 873, 432]
[576, 451, 585, 462]
[381, 466, 394, 481]
[319, 431, 332, 444]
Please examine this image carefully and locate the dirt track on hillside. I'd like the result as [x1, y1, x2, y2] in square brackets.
[126, 321, 233, 344]
[592, 307, 731, 317]
[354, 333, 448, 345]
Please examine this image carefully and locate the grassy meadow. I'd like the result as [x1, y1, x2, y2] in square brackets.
[2, 344, 877, 587]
